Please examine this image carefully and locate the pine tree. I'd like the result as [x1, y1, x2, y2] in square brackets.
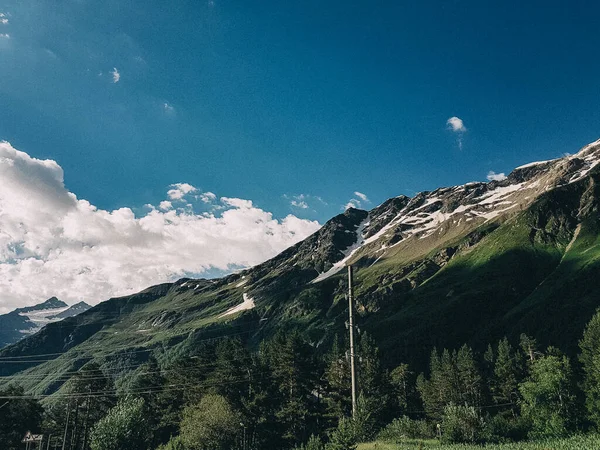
[579, 309, 600, 428]
[491, 338, 521, 413]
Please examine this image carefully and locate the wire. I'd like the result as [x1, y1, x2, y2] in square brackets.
[0, 321, 261, 363]
[0, 372, 273, 400]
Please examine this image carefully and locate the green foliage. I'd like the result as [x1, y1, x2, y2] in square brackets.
[579, 308, 600, 428]
[389, 363, 411, 412]
[179, 394, 240, 450]
[377, 416, 435, 441]
[417, 345, 482, 420]
[295, 434, 325, 450]
[441, 404, 486, 444]
[326, 417, 358, 450]
[156, 436, 186, 450]
[484, 414, 529, 443]
[359, 433, 600, 449]
[519, 351, 577, 438]
[0, 385, 43, 450]
[90, 397, 149, 450]
[261, 331, 322, 447]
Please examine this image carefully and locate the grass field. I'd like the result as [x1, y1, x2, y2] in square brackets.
[357, 434, 600, 449]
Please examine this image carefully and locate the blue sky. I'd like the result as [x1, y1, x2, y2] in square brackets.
[1, 0, 598, 220]
[1, 0, 599, 308]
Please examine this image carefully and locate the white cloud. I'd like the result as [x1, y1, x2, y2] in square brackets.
[111, 67, 120, 83]
[0, 18, 7, 25]
[486, 171, 507, 182]
[446, 116, 467, 150]
[0, 141, 321, 313]
[164, 102, 174, 113]
[291, 200, 308, 209]
[447, 116, 466, 132]
[199, 192, 217, 203]
[344, 200, 361, 210]
[354, 191, 369, 203]
[0, 33, 9, 39]
[158, 200, 173, 211]
[289, 194, 310, 210]
[167, 183, 197, 200]
[342, 191, 370, 210]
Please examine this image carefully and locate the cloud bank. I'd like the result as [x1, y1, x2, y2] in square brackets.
[0, 141, 321, 313]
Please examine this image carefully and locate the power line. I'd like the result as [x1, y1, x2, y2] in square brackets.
[0, 321, 260, 363]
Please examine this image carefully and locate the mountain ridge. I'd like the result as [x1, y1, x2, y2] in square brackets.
[2, 138, 600, 396]
[0, 298, 91, 349]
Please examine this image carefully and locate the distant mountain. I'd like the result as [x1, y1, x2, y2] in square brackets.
[48, 302, 92, 320]
[0, 298, 91, 348]
[3, 139, 600, 396]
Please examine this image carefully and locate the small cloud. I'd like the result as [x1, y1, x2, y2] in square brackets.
[167, 183, 198, 200]
[208, 0, 215, 7]
[291, 200, 309, 209]
[0, 33, 10, 39]
[342, 191, 371, 210]
[111, 67, 120, 83]
[354, 191, 369, 203]
[446, 116, 467, 150]
[0, 18, 7, 25]
[487, 171, 507, 182]
[163, 102, 174, 113]
[159, 201, 173, 211]
[447, 116, 467, 132]
[344, 200, 361, 210]
[288, 194, 322, 210]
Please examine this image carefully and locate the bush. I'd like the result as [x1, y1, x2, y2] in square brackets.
[295, 434, 324, 450]
[156, 436, 186, 450]
[377, 416, 435, 442]
[441, 404, 486, 444]
[484, 413, 530, 443]
[180, 394, 240, 450]
[325, 417, 357, 450]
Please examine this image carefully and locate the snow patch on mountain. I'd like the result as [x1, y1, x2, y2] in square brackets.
[219, 293, 255, 317]
[311, 218, 370, 283]
[515, 159, 558, 170]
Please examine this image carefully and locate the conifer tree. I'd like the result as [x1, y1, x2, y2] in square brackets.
[579, 309, 600, 428]
[491, 338, 521, 413]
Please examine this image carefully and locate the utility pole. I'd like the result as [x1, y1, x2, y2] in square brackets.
[347, 265, 358, 419]
[61, 403, 70, 450]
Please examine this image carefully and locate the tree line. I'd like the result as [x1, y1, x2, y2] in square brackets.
[4, 309, 600, 449]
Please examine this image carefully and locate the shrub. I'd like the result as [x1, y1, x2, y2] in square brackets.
[295, 434, 325, 450]
[325, 417, 357, 450]
[484, 413, 530, 443]
[441, 404, 486, 444]
[377, 416, 435, 442]
[156, 436, 186, 450]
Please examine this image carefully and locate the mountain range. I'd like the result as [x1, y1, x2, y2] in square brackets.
[0, 298, 91, 348]
[3, 138, 600, 396]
